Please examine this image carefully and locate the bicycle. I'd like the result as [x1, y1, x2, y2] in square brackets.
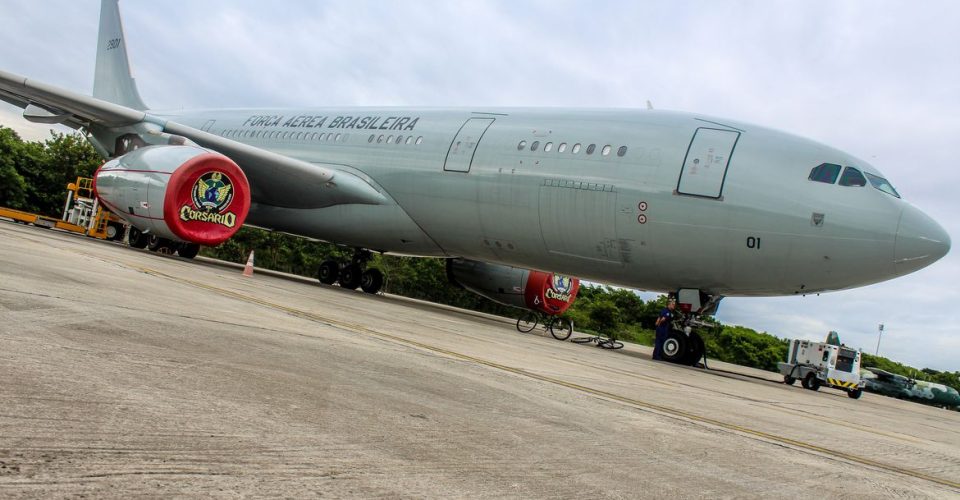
[516, 311, 574, 341]
[571, 332, 624, 349]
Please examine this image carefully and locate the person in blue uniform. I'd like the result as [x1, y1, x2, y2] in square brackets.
[652, 299, 676, 361]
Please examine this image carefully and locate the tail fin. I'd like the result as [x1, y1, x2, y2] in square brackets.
[93, 0, 147, 110]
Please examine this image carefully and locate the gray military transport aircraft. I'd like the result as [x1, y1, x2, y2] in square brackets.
[0, 1, 950, 365]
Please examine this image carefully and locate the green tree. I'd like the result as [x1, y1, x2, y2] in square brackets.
[0, 127, 28, 209]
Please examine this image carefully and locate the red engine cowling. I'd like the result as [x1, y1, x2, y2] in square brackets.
[94, 145, 251, 246]
[447, 258, 580, 315]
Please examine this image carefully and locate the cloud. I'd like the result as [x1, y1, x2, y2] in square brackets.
[0, 0, 956, 370]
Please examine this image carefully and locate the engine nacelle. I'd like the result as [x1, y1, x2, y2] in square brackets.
[94, 145, 251, 246]
[447, 258, 580, 315]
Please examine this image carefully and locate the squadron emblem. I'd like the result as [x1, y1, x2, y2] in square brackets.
[546, 274, 574, 302]
[179, 171, 238, 228]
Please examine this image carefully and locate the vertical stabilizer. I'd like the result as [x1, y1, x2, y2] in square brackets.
[93, 0, 147, 110]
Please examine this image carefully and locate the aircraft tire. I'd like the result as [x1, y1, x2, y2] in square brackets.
[847, 388, 862, 399]
[682, 331, 705, 366]
[177, 243, 200, 259]
[317, 260, 339, 285]
[360, 268, 384, 294]
[128, 227, 149, 248]
[339, 264, 362, 290]
[802, 373, 821, 391]
[147, 235, 172, 252]
[661, 330, 688, 364]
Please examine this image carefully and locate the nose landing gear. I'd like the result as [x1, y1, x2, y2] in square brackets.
[317, 249, 385, 294]
[661, 291, 721, 367]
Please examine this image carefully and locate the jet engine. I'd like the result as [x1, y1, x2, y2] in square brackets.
[94, 145, 251, 246]
[447, 258, 580, 315]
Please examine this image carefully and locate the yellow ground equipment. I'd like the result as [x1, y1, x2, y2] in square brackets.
[0, 177, 124, 240]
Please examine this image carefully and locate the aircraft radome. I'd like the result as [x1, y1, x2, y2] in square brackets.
[0, 0, 949, 365]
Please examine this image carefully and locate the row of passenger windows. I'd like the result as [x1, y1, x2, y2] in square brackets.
[808, 163, 900, 198]
[221, 129, 351, 142]
[367, 134, 424, 145]
[518, 140, 627, 158]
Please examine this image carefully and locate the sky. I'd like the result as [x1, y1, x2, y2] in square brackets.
[1, 1, 957, 370]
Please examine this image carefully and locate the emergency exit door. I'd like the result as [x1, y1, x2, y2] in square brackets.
[676, 127, 740, 198]
[443, 118, 495, 172]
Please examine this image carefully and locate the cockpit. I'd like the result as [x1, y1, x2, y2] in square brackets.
[808, 163, 900, 198]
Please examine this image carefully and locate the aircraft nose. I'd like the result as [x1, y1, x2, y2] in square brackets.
[894, 204, 951, 275]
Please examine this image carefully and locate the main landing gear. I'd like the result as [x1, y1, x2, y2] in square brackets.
[317, 249, 384, 294]
[126, 226, 200, 259]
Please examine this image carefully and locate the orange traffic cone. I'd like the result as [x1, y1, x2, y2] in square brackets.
[243, 250, 255, 277]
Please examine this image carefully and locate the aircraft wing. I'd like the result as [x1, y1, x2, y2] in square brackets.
[0, 69, 385, 209]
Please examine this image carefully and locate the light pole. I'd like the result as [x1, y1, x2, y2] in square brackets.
[875, 323, 884, 356]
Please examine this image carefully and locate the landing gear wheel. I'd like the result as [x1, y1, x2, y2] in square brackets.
[682, 331, 705, 366]
[177, 243, 200, 259]
[548, 317, 573, 341]
[517, 312, 538, 333]
[105, 223, 121, 241]
[147, 235, 173, 252]
[317, 260, 340, 285]
[783, 375, 796, 386]
[338, 264, 362, 290]
[128, 227, 148, 249]
[847, 388, 862, 399]
[661, 330, 688, 364]
[360, 268, 384, 294]
[802, 373, 821, 391]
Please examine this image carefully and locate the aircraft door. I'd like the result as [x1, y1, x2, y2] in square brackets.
[444, 118, 495, 173]
[676, 127, 740, 198]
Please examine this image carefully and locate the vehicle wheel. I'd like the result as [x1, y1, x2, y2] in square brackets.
[783, 375, 796, 386]
[548, 317, 573, 341]
[661, 330, 688, 364]
[802, 373, 821, 391]
[682, 331, 705, 366]
[128, 227, 148, 248]
[598, 339, 624, 349]
[360, 268, 384, 294]
[177, 243, 200, 259]
[105, 223, 120, 241]
[847, 388, 863, 399]
[317, 260, 339, 284]
[147, 235, 173, 252]
[338, 264, 362, 290]
[571, 336, 596, 344]
[517, 311, 538, 333]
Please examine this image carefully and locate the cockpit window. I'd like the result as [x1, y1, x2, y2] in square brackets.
[864, 172, 901, 198]
[808, 163, 842, 184]
[838, 167, 867, 187]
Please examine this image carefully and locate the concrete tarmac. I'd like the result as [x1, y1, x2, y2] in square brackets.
[0, 220, 958, 498]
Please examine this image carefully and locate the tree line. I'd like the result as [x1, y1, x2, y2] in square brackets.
[1, 126, 957, 394]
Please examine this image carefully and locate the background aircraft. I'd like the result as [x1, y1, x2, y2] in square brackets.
[861, 368, 960, 410]
[0, 1, 950, 365]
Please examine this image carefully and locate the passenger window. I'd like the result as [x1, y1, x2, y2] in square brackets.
[618, 146, 628, 157]
[518, 140, 527, 151]
[601, 145, 612, 156]
[572, 143, 581, 154]
[586, 144, 596, 155]
[406, 136, 414, 145]
[368, 134, 375, 143]
[808, 163, 842, 184]
[838, 167, 867, 187]
[395, 135, 403, 144]
[544, 142, 553, 152]
[530, 141, 540, 152]
[416, 136, 424, 145]
[558, 143, 567, 153]
[387, 135, 394, 144]
[335, 133, 342, 142]
[377, 135, 384, 143]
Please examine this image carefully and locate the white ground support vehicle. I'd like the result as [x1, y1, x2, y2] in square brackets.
[777, 339, 863, 399]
